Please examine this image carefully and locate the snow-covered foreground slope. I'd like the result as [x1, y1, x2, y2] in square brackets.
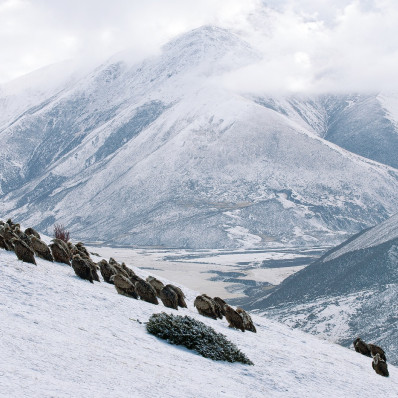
[1, 248, 398, 398]
[246, 213, 398, 365]
[1, 26, 398, 248]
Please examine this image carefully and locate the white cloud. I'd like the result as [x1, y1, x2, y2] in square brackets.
[0, 0, 258, 83]
[222, 0, 398, 94]
[1, 0, 398, 94]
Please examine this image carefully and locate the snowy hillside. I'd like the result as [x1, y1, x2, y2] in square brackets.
[0, 60, 88, 130]
[251, 93, 398, 169]
[246, 213, 398, 365]
[2, 247, 398, 397]
[1, 26, 398, 248]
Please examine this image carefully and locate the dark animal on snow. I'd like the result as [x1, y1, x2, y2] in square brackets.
[12, 239, 36, 265]
[7, 219, 19, 229]
[203, 294, 223, 319]
[224, 304, 245, 332]
[15, 229, 33, 248]
[113, 274, 138, 299]
[121, 262, 137, 279]
[50, 240, 71, 265]
[135, 278, 158, 305]
[67, 242, 79, 257]
[353, 338, 371, 357]
[54, 238, 71, 258]
[109, 258, 130, 279]
[372, 353, 389, 377]
[213, 297, 227, 316]
[236, 307, 256, 333]
[368, 344, 387, 362]
[166, 284, 187, 308]
[30, 236, 54, 262]
[0, 235, 13, 251]
[71, 254, 94, 283]
[146, 276, 165, 297]
[1, 224, 18, 248]
[98, 259, 117, 284]
[194, 295, 219, 319]
[75, 242, 90, 258]
[24, 227, 41, 239]
[84, 257, 100, 282]
[159, 285, 179, 310]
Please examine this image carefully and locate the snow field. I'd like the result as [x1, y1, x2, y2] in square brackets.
[1, 249, 398, 397]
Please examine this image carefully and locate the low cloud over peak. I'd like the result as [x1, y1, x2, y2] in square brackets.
[1, 0, 398, 94]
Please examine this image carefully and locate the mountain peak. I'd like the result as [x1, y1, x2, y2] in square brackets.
[160, 25, 258, 76]
[164, 25, 243, 49]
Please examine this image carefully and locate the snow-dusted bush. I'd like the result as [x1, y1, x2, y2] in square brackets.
[146, 312, 253, 365]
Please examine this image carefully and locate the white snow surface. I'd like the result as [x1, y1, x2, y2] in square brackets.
[322, 212, 398, 262]
[1, 248, 398, 398]
[378, 92, 398, 129]
[1, 26, 398, 248]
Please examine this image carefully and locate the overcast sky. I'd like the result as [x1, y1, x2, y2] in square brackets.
[1, 0, 398, 93]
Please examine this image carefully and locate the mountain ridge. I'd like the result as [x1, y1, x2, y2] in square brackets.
[1, 25, 398, 248]
[247, 213, 398, 365]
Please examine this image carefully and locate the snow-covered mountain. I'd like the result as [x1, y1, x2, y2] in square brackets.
[1, 25, 398, 248]
[248, 213, 398, 365]
[2, 245, 398, 397]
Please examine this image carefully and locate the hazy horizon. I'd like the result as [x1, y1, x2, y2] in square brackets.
[1, 0, 398, 94]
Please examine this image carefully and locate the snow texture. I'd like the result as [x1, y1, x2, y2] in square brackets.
[1, 26, 398, 248]
[246, 214, 398, 365]
[2, 247, 398, 397]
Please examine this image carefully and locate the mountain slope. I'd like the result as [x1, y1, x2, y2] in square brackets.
[249, 213, 398, 364]
[2, 247, 398, 397]
[1, 26, 398, 248]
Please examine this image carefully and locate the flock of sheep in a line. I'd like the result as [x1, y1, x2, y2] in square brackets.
[0, 218, 389, 376]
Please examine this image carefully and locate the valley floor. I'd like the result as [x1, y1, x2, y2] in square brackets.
[89, 245, 325, 299]
[1, 248, 397, 397]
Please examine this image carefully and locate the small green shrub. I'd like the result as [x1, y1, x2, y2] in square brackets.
[146, 312, 253, 365]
